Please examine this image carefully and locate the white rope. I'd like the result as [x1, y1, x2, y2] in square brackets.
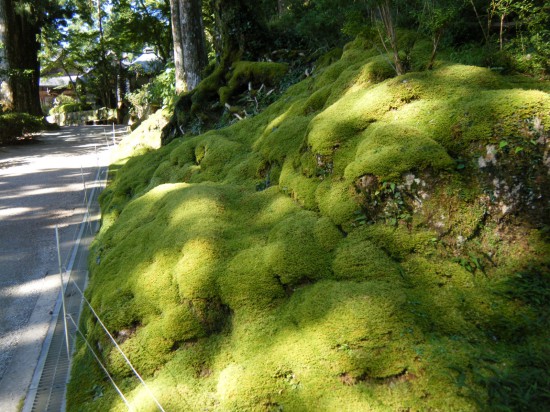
[67, 314, 132, 411]
[63, 128, 164, 410]
[69, 280, 166, 412]
[80, 165, 94, 235]
[55, 226, 71, 360]
[62, 149, 107, 271]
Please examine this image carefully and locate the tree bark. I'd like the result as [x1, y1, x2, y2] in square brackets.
[0, 0, 43, 115]
[179, 0, 208, 91]
[377, 1, 405, 76]
[428, 29, 443, 70]
[0, 0, 13, 110]
[169, 0, 186, 93]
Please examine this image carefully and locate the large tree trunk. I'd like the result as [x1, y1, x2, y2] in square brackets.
[169, 0, 186, 93]
[0, 0, 13, 110]
[179, 0, 208, 91]
[0, 0, 43, 115]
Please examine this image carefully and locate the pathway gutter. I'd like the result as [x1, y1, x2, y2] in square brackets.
[23, 165, 107, 412]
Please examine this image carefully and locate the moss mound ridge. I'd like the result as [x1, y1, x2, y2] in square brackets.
[69, 38, 550, 411]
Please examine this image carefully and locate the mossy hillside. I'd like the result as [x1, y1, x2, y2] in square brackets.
[69, 38, 550, 411]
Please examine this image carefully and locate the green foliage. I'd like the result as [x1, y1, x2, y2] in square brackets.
[49, 95, 92, 115]
[485, 345, 550, 411]
[52, 94, 77, 106]
[276, 0, 370, 47]
[503, 1, 550, 76]
[0, 113, 45, 144]
[41, 0, 172, 110]
[126, 68, 176, 118]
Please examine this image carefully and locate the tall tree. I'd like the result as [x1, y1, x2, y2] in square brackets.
[179, 0, 207, 90]
[169, 0, 186, 93]
[417, 0, 461, 69]
[0, 9, 12, 110]
[373, 0, 405, 75]
[0, 0, 44, 115]
[170, 0, 207, 93]
[109, 0, 172, 64]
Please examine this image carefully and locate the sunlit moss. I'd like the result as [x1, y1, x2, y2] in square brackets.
[345, 122, 454, 180]
[70, 36, 550, 412]
[315, 179, 358, 226]
[253, 112, 311, 162]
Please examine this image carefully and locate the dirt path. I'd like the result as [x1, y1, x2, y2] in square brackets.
[0, 126, 119, 411]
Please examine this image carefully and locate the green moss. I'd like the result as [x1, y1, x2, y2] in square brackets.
[307, 80, 415, 156]
[191, 65, 224, 108]
[453, 89, 550, 145]
[345, 122, 454, 180]
[219, 247, 286, 310]
[253, 112, 310, 163]
[401, 256, 480, 336]
[353, 55, 397, 86]
[279, 160, 319, 209]
[360, 224, 438, 261]
[71, 36, 550, 412]
[118, 110, 167, 151]
[314, 217, 344, 251]
[315, 179, 358, 227]
[315, 48, 343, 69]
[332, 236, 402, 282]
[266, 211, 332, 286]
[302, 86, 332, 114]
[279, 280, 414, 378]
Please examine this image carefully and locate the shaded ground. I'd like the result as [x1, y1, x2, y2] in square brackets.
[0, 126, 118, 411]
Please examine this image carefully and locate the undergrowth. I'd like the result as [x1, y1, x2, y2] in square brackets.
[0, 113, 49, 144]
[68, 37, 550, 411]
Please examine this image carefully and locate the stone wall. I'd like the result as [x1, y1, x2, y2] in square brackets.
[47, 108, 119, 126]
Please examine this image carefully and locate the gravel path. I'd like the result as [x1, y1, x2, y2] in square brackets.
[0, 126, 118, 411]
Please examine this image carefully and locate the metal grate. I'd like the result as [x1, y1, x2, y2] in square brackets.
[25, 165, 106, 412]
[30, 266, 88, 412]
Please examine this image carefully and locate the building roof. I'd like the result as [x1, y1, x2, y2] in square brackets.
[128, 50, 163, 73]
[40, 76, 77, 89]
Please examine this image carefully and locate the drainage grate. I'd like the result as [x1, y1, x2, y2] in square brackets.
[29, 266, 88, 412]
[25, 165, 106, 412]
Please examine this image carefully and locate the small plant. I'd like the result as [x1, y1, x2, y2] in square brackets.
[453, 253, 485, 274]
[91, 384, 104, 400]
[355, 177, 416, 227]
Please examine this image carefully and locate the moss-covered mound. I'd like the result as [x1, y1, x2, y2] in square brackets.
[69, 38, 550, 411]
